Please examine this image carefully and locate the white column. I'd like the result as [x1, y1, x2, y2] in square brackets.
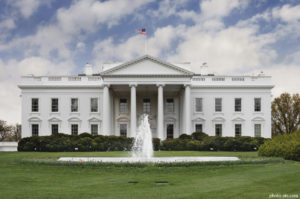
[184, 84, 191, 134]
[157, 84, 164, 140]
[130, 83, 137, 138]
[102, 84, 110, 135]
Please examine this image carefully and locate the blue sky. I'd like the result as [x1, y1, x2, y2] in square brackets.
[0, 0, 300, 124]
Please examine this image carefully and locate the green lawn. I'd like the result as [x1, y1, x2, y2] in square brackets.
[0, 151, 299, 199]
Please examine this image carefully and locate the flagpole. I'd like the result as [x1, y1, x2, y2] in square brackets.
[145, 34, 147, 55]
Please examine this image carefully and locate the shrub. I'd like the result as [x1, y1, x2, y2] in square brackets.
[161, 139, 188, 151]
[191, 132, 209, 141]
[178, 134, 192, 140]
[186, 140, 202, 150]
[258, 132, 300, 161]
[152, 138, 160, 151]
[18, 133, 134, 152]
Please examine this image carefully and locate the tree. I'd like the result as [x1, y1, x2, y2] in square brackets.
[0, 120, 13, 141]
[272, 93, 300, 136]
[11, 124, 22, 141]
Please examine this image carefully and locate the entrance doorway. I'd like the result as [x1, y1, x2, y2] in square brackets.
[166, 124, 174, 139]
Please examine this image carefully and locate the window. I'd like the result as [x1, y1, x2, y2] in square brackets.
[91, 98, 98, 112]
[215, 98, 222, 112]
[235, 98, 241, 112]
[167, 124, 174, 139]
[166, 98, 174, 113]
[71, 98, 78, 112]
[143, 98, 151, 113]
[195, 98, 203, 112]
[235, 124, 242, 137]
[255, 124, 261, 137]
[32, 124, 39, 136]
[71, 124, 78, 135]
[31, 98, 39, 112]
[51, 124, 58, 135]
[195, 124, 203, 132]
[215, 124, 222, 136]
[119, 99, 127, 113]
[120, 124, 127, 137]
[254, 98, 261, 112]
[51, 98, 59, 112]
[91, 124, 98, 135]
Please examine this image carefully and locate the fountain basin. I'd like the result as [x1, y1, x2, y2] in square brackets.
[58, 156, 239, 163]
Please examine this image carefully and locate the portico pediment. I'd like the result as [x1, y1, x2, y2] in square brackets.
[101, 55, 193, 77]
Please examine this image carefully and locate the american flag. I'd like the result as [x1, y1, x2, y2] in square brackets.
[136, 28, 146, 35]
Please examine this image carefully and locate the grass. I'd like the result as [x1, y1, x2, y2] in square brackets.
[0, 151, 299, 199]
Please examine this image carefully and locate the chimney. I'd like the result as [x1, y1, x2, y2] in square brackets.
[84, 63, 93, 75]
[200, 62, 208, 75]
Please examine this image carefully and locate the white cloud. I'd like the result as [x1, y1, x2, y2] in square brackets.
[11, 0, 43, 18]
[0, 18, 16, 30]
[93, 25, 185, 64]
[0, 57, 75, 124]
[0, 0, 154, 60]
[18, 57, 74, 76]
[257, 65, 300, 97]
[200, 0, 248, 20]
[272, 4, 300, 22]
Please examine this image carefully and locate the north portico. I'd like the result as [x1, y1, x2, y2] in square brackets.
[100, 55, 194, 140]
[19, 55, 274, 139]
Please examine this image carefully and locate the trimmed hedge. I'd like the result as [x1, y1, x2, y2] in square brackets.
[161, 133, 267, 151]
[18, 132, 267, 152]
[258, 132, 300, 161]
[18, 133, 136, 152]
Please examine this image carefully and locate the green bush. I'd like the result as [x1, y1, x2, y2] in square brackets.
[178, 134, 192, 140]
[18, 133, 134, 152]
[191, 132, 209, 141]
[186, 140, 202, 150]
[161, 139, 188, 151]
[18, 132, 267, 152]
[258, 132, 300, 161]
[152, 138, 161, 151]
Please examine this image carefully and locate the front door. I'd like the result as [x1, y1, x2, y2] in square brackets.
[120, 124, 127, 137]
[166, 124, 174, 139]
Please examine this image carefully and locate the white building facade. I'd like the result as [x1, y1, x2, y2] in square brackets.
[19, 55, 273, 139]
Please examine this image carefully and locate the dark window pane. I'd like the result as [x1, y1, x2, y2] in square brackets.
[120, 99, 127, 113]
[91, 124, 98, 135]
[32, 124, 39, 136]
[51, 124, 58, 135]
[235, 124, 242, 137]
[235, 98, 241, 112]
[195, 124, 202, 132]
[71, 124, 78, 135]
[254, 98, 261, 112]
[51, 98, 59, 112]
[32, 98, 39, 112]
[215, 124, 222, 136]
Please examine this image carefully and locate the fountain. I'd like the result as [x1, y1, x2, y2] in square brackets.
[58, 114, 239, 163]
[131, 114, 153, 159]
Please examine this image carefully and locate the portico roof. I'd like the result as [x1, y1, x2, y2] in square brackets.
[100, 55, 194, 77]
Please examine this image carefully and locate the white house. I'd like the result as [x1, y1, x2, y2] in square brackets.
[18, 55, 273, 139]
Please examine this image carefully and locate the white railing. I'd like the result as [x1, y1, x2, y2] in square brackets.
[48, 77, 62, 81]
[68, 77, 81, 81]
